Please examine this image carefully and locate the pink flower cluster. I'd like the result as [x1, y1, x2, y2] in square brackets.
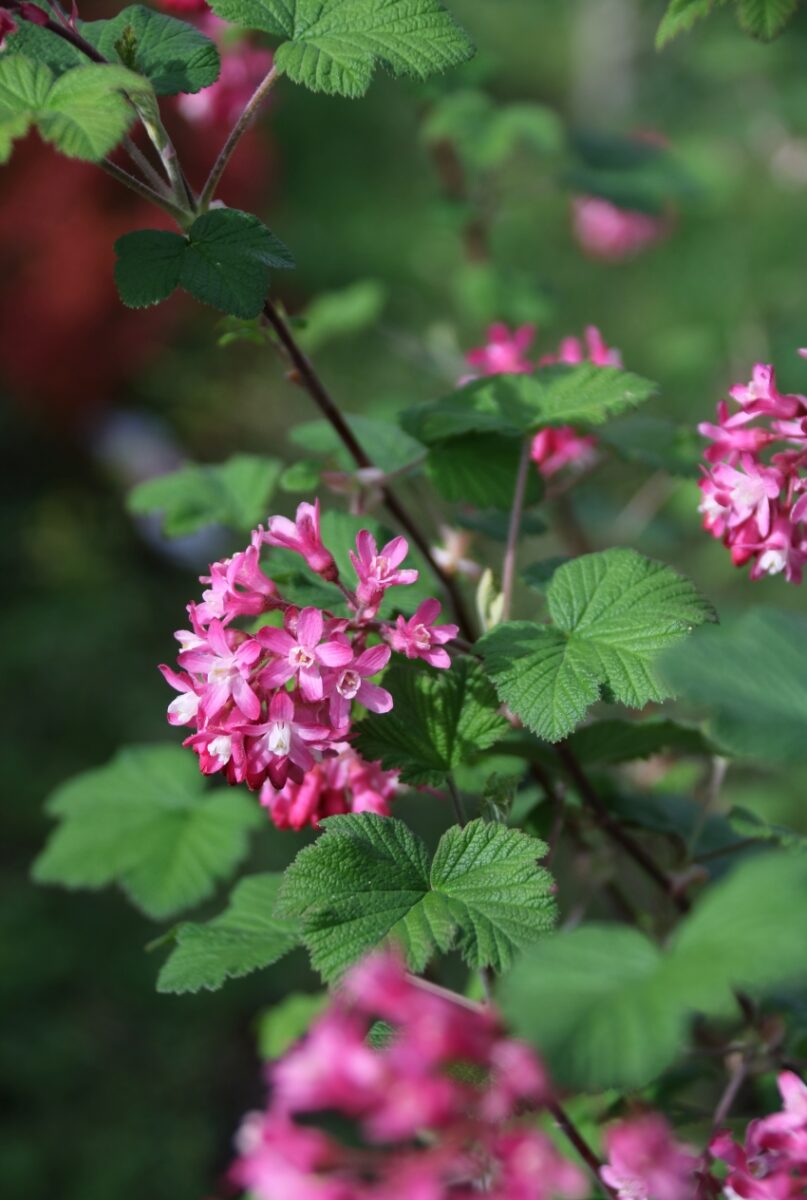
[601, 1114, 701, 1200]
[711, 1071, 807, 1199]
[571, 195, 669, 262]
[231, 951, 588, 1200]
[160, 499, 458, 826]
[699, 357, 807, 583]
[463, 323, 622, 478]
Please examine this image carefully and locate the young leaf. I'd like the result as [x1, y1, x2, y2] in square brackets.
[257, 992, 329, 1058]
[296, 279, 387, 352]
[278, 813, 555, 980]
[81, 5, 220, 95]
[735, 0, 797, 40]
[658, 608, 807, 765]
[656, 0, 722, 48]
[127, 454, 282, 536]
[36, 64, 148, 160]
[207, 0, 474, 98]
[0, 54, 52, 163]
[115, 210, 294, 318]
[479, 549, 715, 742]
[289, 415, 424, 476]
[353, 659, 509, 786]
[33, 746, 262, 921]
[402, 365, 657, 445]
[157, 874, 299, 994]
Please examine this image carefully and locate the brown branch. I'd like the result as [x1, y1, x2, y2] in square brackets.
[261, 298, 476, 640]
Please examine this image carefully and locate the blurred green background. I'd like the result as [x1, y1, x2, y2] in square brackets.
[4, 0, 807, 1196]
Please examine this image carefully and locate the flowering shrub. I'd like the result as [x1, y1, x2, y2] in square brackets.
[11, 1, 807, 1198]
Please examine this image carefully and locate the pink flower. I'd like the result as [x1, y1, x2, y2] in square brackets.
[465, 322, 535, 376]
[158, 665, 201, 726]
[258, 607, 353, 701]
[243, 691, 331, 790]
[177, 618, 262, 720]
[0, 8, 17, 47]
[230, 950, 584, 1200]
[531, 426, 598, 478]
[196, 544, 278, 624]
[349, 531, 418, 616]
[729, 364, 806, 420]
[572, 195, 669, 262]
[601, 1114, 699, 1200]
[329, 644, 392, 731]
[707, 457, 783, 538]
[262, 499, 337, 580]
[386, 599, 458, 668]
[261, 744, 399, 830]
[711, 1071, 807, 1198]
[539, 324, 622, 368]
[178, 43, 274, 127]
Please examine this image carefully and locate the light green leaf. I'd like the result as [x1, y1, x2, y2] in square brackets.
[566, 717, 712, 766]
[422, 89, 562, 173]
[33, 746, 262, 920]
[115, 209, 294, 317]
[480, 549, 715, 742]
[728, 806, 807, 852]
[354, 659, 509, 786]
[656, 0, 724, 47]
[157, 874, 299, 993]
[736, 0, 797, 39]
[0, 54, 52, 162]
[402, 365, 657, 445]
[658, 609, 807, 765]
[501, 854, 807, 1091]
[289, 414, 424, 476]
[278, 813, 555, 980]
[430, 820, 556, 971]
[128, 453, 282, 536]
[426, 433, 542, 510]
[37, 63, 147, 160]
[208, 0, 474, 98]
[296, 280, 387, 352]
[257, 992, 329, 1058]
[500, 925, 680, 1091]
[82, 5, 220, 95]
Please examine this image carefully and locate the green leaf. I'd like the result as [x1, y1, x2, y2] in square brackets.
[501, 853, 807, 1090]
[354, 658, 509, 786]
[430, 820, 556, 971]
[480, 549, 715, 742]
[257, 992, 329, 1058]
[599, 416, 702, 478]
[500, 925, 680, 1091]
[278, 813, 555, 980]
[81, 5, 220, 95]
[37, 63, 148, 160]
[157, 874, 299, 993]
[114, 209, 294, 318]
[728, 807, 807, 852]
[296, 280, 387, 352]
[736, 0, 797, 39]
[658, 609, 807, 765]
[422, 89, 562, 173]
[0, 54, 52, 163]
[0, 55, 145, 163]
[208, 0, 474, 98]
[289, 415, 424, 476]
[656, 0, 723, 48]
[402, 365, 657, 446]
[3, 22, 87, 74]
[426, 433, 542, 510]
[522, 557, 570, 593]
[128, 454, 282, 536]
[566, 717, 713, 766]
[33, 746, 262, 921]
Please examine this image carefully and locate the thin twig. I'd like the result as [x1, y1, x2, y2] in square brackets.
[200, 64, 279, 209]
[712, 1054, 750, 1129]
[548, 1100, 615, 1196]
[98, 159, 189, 224]
[555, 742, 691, 915]
[501, 436, 532, 622]
[123, 135, 172, 196]
[446, 775, 468, 825]
[261, 298, 476, 640]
